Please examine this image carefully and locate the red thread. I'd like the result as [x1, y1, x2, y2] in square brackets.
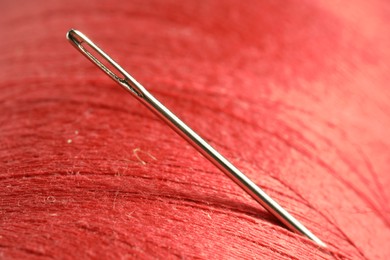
[1, 0, 390, 259]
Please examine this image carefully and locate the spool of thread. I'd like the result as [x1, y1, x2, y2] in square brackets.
[1, 0, 389, 259]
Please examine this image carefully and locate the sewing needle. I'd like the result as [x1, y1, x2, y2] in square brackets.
[66, 29, 326, 248]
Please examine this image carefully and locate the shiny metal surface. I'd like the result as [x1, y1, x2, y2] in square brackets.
[66, 29, 326, 248]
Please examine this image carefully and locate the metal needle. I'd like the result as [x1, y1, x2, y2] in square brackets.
[66, 29, 326, 247]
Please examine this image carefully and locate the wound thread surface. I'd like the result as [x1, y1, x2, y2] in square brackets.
[1, 0, 390, 259]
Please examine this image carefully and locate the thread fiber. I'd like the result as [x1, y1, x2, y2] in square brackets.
[1, 0, 390, 259]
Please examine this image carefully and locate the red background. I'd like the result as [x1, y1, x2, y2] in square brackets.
[1, 0, 390, 259]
